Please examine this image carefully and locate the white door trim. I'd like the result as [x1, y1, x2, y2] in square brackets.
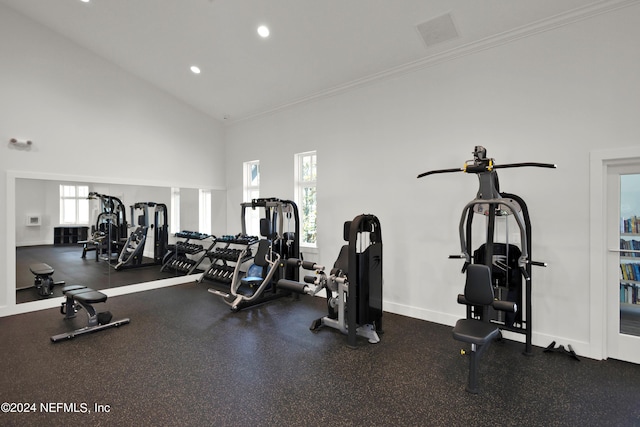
[590, 146, 640, 361]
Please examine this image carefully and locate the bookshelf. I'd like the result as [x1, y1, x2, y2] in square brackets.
[54, 226, 89, 245]
[620, 215, 640, 305]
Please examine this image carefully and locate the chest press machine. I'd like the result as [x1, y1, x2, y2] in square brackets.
[205, 198, 301, 311]
[418, 146, 555, 393]
[278, 214, 383, 347]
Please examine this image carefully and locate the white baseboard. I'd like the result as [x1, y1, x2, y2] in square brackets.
[16, 240, 50, 247]
[384, 300, 597, 360]
[0, 275, 198, 318]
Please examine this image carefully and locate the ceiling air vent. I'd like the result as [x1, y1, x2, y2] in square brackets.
[416, 13, 459, 48]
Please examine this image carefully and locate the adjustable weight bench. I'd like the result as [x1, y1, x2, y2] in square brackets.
[51, 285, 130, 343]
[453, 264, 516, 393]
[28, 263, 65, 297]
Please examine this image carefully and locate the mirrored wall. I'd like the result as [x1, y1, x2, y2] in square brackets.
[13, 176, 226, 304]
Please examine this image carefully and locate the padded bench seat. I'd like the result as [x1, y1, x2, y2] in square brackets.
[62, 285, 107, 304]
[61, 284, 87, 293]
[29, 263, 54, 276]
[29, 263, 65, 297]
[452, 319, 500, 346]
[52, 284, 130, 342]
[73, 289, 108, 304]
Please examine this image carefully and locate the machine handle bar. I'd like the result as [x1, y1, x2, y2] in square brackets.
[417, 162, 556, 179]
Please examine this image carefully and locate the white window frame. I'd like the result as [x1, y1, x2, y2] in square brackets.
[59, 184, 89, 225]
[243, 160, 260, 237]
[243, 160, 260, 202]
[170, 187, 180, 234]
[199, 189, 212, 235]
[294, 151, 317, 247]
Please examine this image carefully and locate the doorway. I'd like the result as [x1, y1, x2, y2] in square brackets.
[592, 147, 640, 364]
[606, 165, 640, 363]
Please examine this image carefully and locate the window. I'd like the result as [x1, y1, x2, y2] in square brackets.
[199, 189, 212, 235]
[60, 184, 89, 224]
[171, 187, 180, 234]
[243, 160, 260, 202]
[295, 151, 317, 246]
[243, 160, 260, 237]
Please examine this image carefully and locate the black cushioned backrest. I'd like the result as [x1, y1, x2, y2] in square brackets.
[464, 264, 494, 306]
[259, 218, 272, 238]
[343, 221, 351, 242]
[253, 239, 271, 267]
[333, 245, 349, 274]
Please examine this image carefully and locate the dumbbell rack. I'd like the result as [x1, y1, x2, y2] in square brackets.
[196, 235, 259, 286]
[161, 231, 215, 275]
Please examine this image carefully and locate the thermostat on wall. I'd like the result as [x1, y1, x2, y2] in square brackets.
[26, 215, 41, 226]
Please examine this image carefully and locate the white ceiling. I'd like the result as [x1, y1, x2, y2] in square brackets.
[0, 0, 624, 123]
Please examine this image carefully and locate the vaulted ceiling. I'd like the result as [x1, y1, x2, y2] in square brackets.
[0, 0, 624, 123]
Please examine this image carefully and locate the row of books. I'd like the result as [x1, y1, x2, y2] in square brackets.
[621, 216, 640, 234]
[620, 262, 640, 281]
[619, 239, 640, 257]
[620, 283, 639, 304]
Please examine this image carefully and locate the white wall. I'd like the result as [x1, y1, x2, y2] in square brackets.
[225, 5, 640, 359]
[14, 179, 49, 246]
[0, 4, 226, 312]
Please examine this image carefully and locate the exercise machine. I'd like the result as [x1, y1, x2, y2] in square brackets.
[202, 198, 300, 311]
[81, 192, 128, 261]
[418, 146, 554, 352]
[113, 202, 169, 270]
[278, 214, 383, 347]
[418, 146, 554, 391]
[240, 197, 300, 274]
[51, 285, 130, 342]
[451, 264, 516, 393]
[22, 263, 66, 297]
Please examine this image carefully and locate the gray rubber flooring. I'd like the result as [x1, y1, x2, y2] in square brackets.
[1, 282, 639, 426]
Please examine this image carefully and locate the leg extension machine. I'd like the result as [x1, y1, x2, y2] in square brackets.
[278, 214, 383, 347]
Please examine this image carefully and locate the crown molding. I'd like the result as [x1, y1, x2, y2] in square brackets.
[228, 0, 639, 126]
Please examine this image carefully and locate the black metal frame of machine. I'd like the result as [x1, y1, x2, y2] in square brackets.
[418, 146, 555, 355]
[202, 198, 301, 311]
[113, 202, 169, 271]
[278, 214, 383, 347]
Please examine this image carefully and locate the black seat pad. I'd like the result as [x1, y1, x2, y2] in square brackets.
[73, 290, 108, 304]
[453, 319, 500, 345]
[29, 263, 54, 276]
[64, 288, 93, 298]
[62, 285, 87, 294]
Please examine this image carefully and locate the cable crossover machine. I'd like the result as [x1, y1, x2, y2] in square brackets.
[418, 146, 556, 356]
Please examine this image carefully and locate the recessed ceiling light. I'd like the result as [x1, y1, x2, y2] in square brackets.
[190, 65, 201, 74]
[81, 0, 90, 3]
[257, 25, 270, 38]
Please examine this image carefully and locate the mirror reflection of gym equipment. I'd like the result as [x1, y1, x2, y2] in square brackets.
[112, 202, 169, 271]
[80, 192, 128, 262]
[14, 179, 194, 304]
[418, 146, 556, 392]
[77, 195, 169, 271]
